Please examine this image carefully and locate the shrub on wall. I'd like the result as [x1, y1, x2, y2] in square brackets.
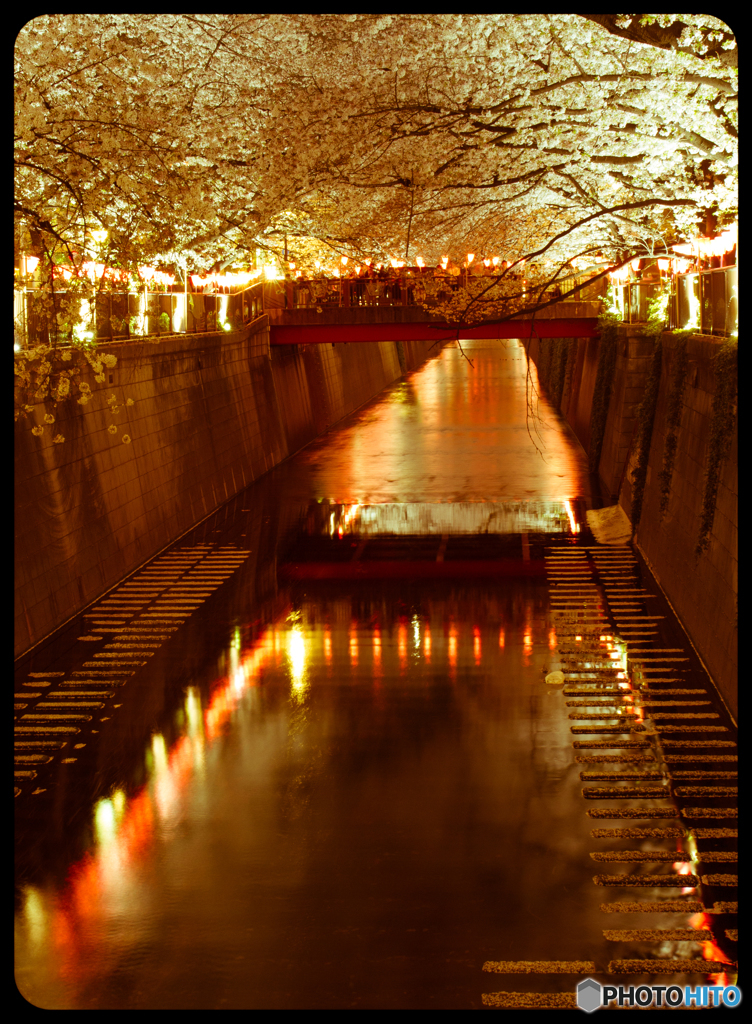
[696, 338, 737, 558]
[588, 312, 619, 473]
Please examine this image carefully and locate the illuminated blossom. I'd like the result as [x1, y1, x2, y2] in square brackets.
[13, 14, 736, 313]
[52, 434, 65, 443]
[107, 424, 117, 434]
[43, 413, 55, 423]
[31, 425, 44, 436]
[122, 434, 132, 444]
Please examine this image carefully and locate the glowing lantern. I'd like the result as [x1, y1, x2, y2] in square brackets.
[492, 257, 500, 266]
[467, 253, 475, 264]
[23, 255, 39, 274]
[416, 257, 425, 268]
[341, 256, 348, 266]
[657, 259, 670, 273]
[483, 259, 491, 267]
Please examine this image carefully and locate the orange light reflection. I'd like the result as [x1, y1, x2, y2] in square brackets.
[43, 627, 275, 987]
[448, 626, 457, 668]
[398, 622, 408, 671]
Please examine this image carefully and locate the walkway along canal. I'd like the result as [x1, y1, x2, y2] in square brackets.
[15, 339, 737, 1009]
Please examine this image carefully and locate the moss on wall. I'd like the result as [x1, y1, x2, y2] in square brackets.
[657, 333, 690, 520]
[629, 337, 663, 531]
[588, 313, 619, 472]
[696, 338, 737, 558]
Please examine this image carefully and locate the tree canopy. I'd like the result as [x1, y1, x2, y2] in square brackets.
[15, 14, 737, 281]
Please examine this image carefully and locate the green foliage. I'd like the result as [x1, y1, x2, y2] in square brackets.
[158, 311, 171, 332]
[657, 333, 690, 519]
[588, 311, 619, 473]
[629, 337, 663, 531]
[641, 284, 670, 338]
[696, 339, 737, 559]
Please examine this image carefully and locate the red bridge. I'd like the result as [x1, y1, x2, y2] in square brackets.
[266, 301, 601, 344]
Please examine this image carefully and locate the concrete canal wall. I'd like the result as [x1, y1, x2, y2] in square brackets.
[15, 317, 441, 656]
[621, 332, 738, 719]
[528, 328, 738, 718]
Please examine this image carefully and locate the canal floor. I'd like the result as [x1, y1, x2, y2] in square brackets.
[15, 341, 737, 1009]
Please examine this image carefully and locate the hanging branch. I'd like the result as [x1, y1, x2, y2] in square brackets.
[404, 173, 415, 262]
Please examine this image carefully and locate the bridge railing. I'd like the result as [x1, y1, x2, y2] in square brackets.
[260, 275, 590, 312]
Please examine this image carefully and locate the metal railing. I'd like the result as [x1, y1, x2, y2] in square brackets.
[609, 280, 661, 324]
[10, 273, 611, 350]
[14, 264, 737, 349]
[609, 266, 737, 336]
[14, 280, 265, 349]
[260, 273, 595, 312]
[668, 266, 738, 337]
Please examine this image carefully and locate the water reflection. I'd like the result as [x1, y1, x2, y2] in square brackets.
[272, 341, 592, 505]
[16, 338, 624, 1009]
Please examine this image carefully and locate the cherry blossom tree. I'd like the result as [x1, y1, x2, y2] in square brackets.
[15, 13, 737, 324]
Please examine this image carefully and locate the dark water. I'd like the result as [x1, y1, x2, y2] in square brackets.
[16, 341, 723, 1009]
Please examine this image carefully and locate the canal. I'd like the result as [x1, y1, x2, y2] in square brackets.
[15, 339, 736, 1008]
